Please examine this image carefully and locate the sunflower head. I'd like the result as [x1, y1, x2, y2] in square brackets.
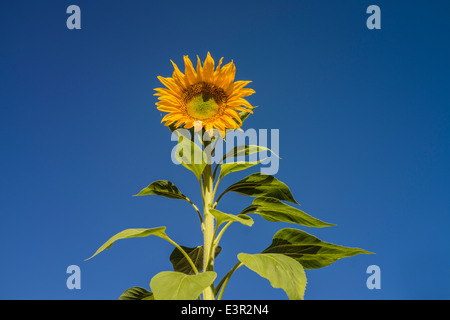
[154, 52, 255, 137]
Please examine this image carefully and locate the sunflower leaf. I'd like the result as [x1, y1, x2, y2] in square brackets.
[209, 208, 254, 227]
[85, 227, 168, 261]
[150, 271, 217, 300]
[118, 287, 154, 300]
[218, 160, 263, 180]
[234, 107, 258, 125]
[169, 245, 222, 275]
[241, 197, 335, 228]
[262, 228, 374, 269]
[217, 173, 298, 204]
[221, 145, 278, 164]
[238, 253, 307, 300]
[239, 110, 253, 123]
[134, 180, 188, 201]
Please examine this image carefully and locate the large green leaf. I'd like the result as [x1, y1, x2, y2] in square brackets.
[174, 134, 207, 180]
[209, 208, 254, 227]
[150, 271, 217, 300]
[217, 173, 298, 204]
[262, 228, 373, 269]
[238, 253, 307, 300]
[118, 287, 154, 300]
[85, 227, 168, 261]
[221, 145, 277, 163]
[241, 197, 335, 228]
[134, 180, 188, 201]
[218, 160, 262, 180]
[170, 246, 222, 275]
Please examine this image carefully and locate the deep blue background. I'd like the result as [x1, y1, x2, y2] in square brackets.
[1, 0, 449, 300]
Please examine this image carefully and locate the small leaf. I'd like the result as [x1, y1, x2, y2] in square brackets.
[239, 109, 253, 123]
[209, 208, 254, 227]
[170, 246, 222, 275]
[174, 134, 207, 180]
[242, 197, 335, 228]
[233, 106, 257, 126]
[150, 271, 217, 300]
[218, 173, 298, 204]
[134, 180, 188, 201]
[219, 160, 262, 180]
[238, 253, 307, 300]
[167, 122, 180, 132]
[85, 227, 168, 261]
[263, 228, 374, 269]
[118, 287, 154, 300]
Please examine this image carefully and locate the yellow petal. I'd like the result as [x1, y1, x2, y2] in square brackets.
[184, 119, 195, 129]
[213, 57, 224, 78]
[214, 62, 234, 87]
[156, 105, 180, 112]
[170, 60, 187, 89]
[221, 64, 236, 91]
[161, 113, 179, 123]
[183, 55, 197, 85]
[202, 52, 215, 83]
[219, 116, 239, 129]
[229, 80, 252, 94]
[156, 95, 181, 105]
[227, 98, 254, 109]
[236, 88, 256, 98]
[157, 76, 183, 95]
[223, 108, 241, 120]
[230, 105, 253, 113]
[196, 55, 203, 82]
[174, 119, 185, 127]
[154, 87, 181, 99]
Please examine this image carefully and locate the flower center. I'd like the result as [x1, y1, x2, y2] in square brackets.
[186, 92, 220, 120]
[183, 82, 227, 121]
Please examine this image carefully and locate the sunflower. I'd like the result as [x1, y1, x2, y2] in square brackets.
[154, 52, 255, 137]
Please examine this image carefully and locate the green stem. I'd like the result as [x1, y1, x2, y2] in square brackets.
[198, 178, 205, 207]
[215, 262, 243, 300]
[212, 163, 220, 182]
[213, 190, 226, 208]
[202, 143, 216, 299]
[186, 197, 203, 225]
[212, 152, 225, 181]
[211, 177, 221, 207]
[213, 221, 232, 248]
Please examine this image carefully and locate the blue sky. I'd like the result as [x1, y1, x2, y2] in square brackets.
[1, 0, 449, 300]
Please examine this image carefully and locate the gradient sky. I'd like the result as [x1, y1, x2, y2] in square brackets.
[1, 0, 449, 300]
